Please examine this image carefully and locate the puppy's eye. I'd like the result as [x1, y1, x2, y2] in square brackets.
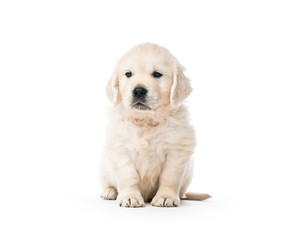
[125, 72, 132, 78]
[152, 71, 163, 78]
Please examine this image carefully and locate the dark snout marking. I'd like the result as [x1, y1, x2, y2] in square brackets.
[133, 87, 147, 99]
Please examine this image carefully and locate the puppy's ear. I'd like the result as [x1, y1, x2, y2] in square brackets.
[170, 64, 192, 107]
[106, 71, 119, 105]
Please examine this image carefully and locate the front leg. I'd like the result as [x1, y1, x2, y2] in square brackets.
[151, 151, 190, 207]
[112, 156, 145, 208]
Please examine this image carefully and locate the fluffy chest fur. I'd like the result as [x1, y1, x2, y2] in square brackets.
[120, 120, 167, 179]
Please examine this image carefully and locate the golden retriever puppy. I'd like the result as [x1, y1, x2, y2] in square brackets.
[100, 43, 210, 207]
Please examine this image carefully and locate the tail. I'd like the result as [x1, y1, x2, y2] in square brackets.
[182, 192, 211, 201]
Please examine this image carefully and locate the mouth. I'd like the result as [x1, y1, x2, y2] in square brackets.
[132, 101, 151, 111]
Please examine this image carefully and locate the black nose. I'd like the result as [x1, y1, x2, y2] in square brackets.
[133, 87, 147, 99]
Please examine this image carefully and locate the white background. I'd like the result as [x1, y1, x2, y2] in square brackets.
[0, 0, 296, 239]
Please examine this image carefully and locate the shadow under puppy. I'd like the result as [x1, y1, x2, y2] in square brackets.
[100, 43, 210, 207]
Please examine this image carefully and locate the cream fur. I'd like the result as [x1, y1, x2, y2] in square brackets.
[100, 43, 208, 207]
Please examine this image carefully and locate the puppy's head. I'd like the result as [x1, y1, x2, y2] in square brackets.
[106, 43, 192, 113]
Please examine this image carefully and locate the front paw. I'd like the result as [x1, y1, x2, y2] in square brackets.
[151, 194, 180, 207]
[101, 187, 118, 200]
[117, 193, 145, 208]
